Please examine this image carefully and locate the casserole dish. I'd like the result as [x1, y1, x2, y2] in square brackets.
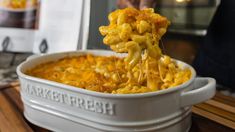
[17, 50, 216, 132]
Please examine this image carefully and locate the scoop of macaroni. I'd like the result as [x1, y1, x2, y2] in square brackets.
[99, 8, 170, 69]
[99, 8, 191, 91]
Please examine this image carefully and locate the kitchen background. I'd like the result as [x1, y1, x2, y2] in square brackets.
[1, 0, 232, 95]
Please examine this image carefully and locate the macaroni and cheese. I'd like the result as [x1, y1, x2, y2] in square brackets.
[26, 54, 191, 94]
[27, 8, 191, 94]
[99, 8, 191, 91]
[99, 8, 170, 69]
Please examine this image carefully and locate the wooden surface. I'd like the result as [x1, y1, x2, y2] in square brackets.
[0, 82, 235, 132]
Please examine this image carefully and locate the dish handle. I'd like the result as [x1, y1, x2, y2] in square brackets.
[180, 77, 216, 108]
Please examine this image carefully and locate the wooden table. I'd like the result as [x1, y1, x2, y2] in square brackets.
[0, 82, 235, 132]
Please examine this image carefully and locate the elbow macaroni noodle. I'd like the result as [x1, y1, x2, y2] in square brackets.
[27, 8, 191, 94]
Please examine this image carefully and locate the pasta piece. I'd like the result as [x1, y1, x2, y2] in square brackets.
[125, 41, 142, 69]
[110, 42, 127, 53]
[131, 34, 146, 44]
[120, 23, 132, 41]
[137, 20, 151, 34]
[103, 35, 122, 45]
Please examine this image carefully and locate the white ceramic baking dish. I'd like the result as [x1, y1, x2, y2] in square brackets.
[17, 50, 216, 132]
